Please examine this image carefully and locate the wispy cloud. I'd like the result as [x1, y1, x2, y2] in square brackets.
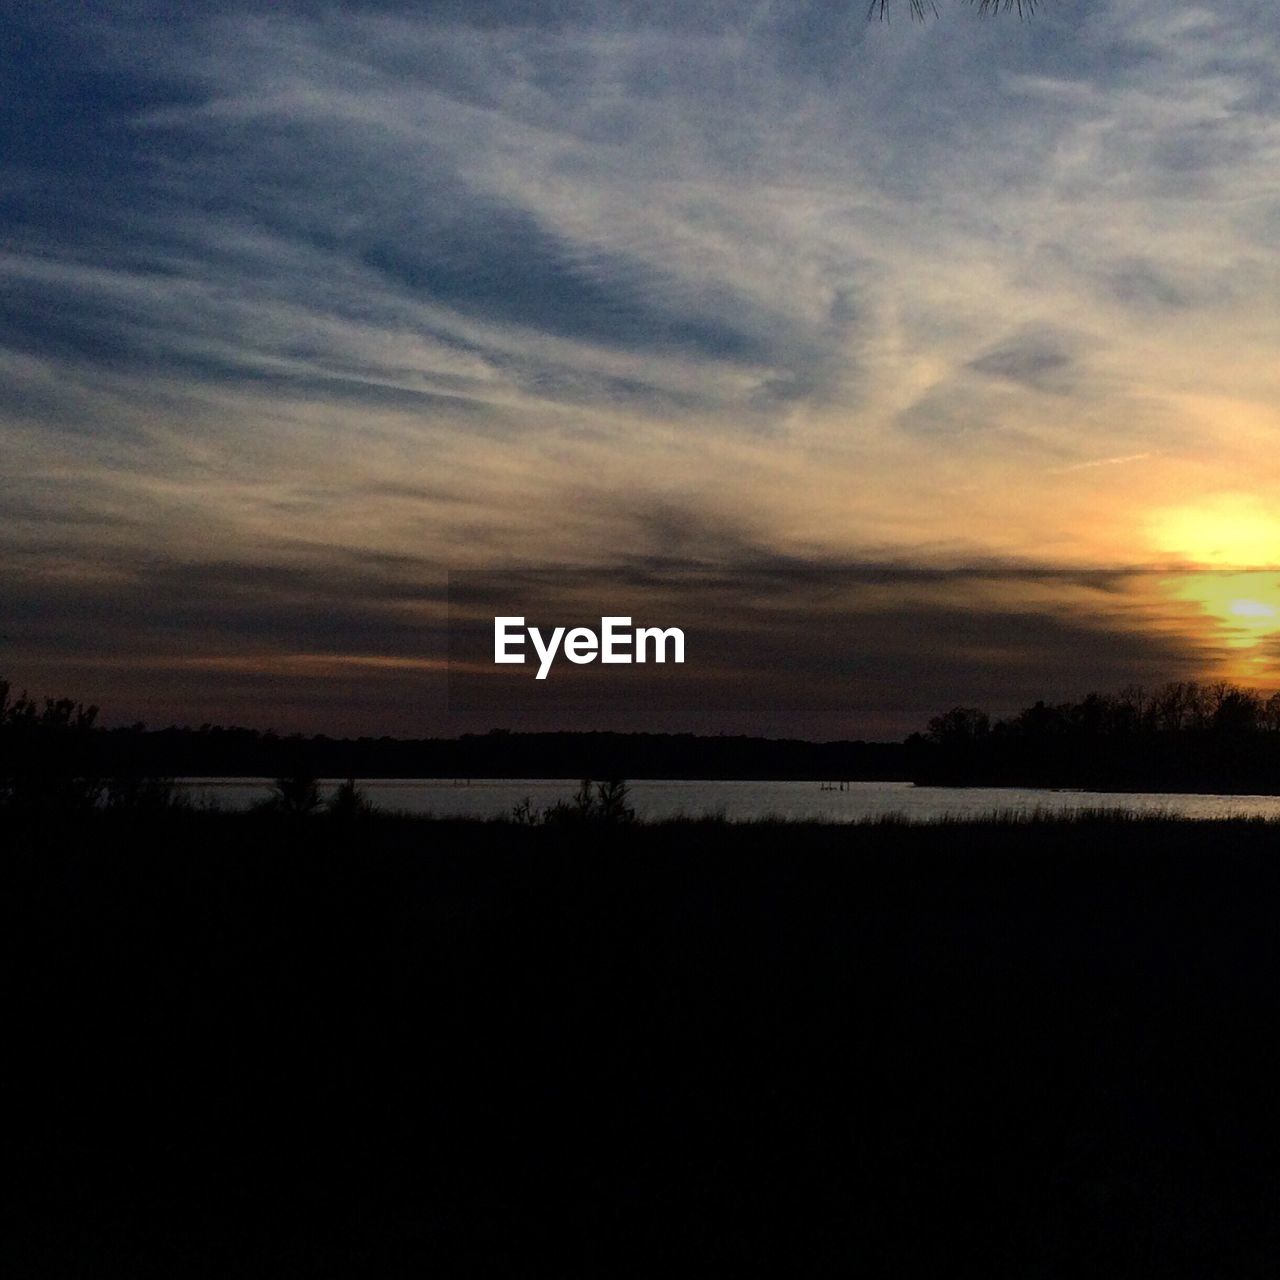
[5, 0, 1280, 725]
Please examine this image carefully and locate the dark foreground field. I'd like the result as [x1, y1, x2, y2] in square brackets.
[5, 811, 1280, 1276]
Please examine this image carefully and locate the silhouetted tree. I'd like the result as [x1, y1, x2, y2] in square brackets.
[1264, 692, 1280, 734]
[0, 678, 102, 815]
[914, 679, 1280, 790]
[1210, 685, 1263, 736]
[926, 706, 991, 748]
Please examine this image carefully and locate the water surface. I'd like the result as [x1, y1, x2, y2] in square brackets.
[176, 779, 1280, 822]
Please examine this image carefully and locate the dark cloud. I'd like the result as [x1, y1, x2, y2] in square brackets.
[445, 561, 1221, 738]
[0, 550, 447, 662]
[1104, 256, 1192, 313]
[0, 534, 1227, 737]
[967, 331, 1077, 393]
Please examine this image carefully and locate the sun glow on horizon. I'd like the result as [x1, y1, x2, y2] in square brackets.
[1148, 495, 1280, 570]
[1143, 495, 1280, 679]
[1160, 571, 1280, 684]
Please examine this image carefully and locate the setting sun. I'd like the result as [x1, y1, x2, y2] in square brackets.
[1159, 571, 1280, 682]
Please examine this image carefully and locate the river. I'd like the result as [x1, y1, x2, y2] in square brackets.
[175, 778, 1280, 822]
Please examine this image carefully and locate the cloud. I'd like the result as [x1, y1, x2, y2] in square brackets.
[6, 0, 1280, 730]
[2, 543, 1229, 736]
[967, 330, 1079, 393]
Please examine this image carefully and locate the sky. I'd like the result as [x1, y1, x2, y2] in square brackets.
[5, 0, 1280, 736]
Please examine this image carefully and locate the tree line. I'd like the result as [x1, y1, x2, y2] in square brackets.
[910, 681, 1280, 790]
[7, 674, 1280, 809]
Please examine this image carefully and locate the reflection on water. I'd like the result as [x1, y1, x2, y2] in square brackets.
[177, 778, 1280, 823]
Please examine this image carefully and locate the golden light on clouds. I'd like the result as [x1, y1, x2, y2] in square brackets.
[8, 1, 1280, 735]
[1160, 572, 1280, 684]
[1148, 494, 1280, 570]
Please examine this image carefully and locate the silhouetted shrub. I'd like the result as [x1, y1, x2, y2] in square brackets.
[0, 678, 103, 816]
[104, 773, 186, 814]
[327, 777, 373, 821]
[264, 774, 323, 816]
[595, 778, 635, 822]
[510, 795, 541, 825]
[539, 778, 636, 825]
